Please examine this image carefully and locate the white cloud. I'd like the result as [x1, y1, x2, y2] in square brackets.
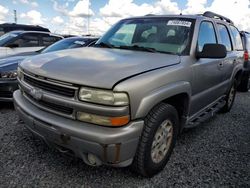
[19, 0, 28, 4]
[53, 1, 69, 16]
[31, 1, 39, 8]
[183, 0, 207, 14]
[0, 5, 9, 23]
[20, 10, 45, 25]
[69, 0, 94, 17]
[52, 16, 64, 24]
[52, 0, 250, 36]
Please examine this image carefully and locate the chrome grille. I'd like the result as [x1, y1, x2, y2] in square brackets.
[23, 74, 76, 98]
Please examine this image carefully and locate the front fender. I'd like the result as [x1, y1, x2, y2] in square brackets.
[134, 81, 191, 119]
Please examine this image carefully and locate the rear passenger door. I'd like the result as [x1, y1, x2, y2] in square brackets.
[216, 23, 235, 92]
[190, 21, 224, 115]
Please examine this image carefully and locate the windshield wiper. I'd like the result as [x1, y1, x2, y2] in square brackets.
[96, 42, 114, 48]
[116, 45, 157, 53]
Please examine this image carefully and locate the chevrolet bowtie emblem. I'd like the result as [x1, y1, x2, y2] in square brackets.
[30, 88, 43, 100]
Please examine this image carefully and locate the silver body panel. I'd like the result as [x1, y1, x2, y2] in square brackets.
[14, 15, 244, 166]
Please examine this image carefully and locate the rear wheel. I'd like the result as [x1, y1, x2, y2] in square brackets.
[132, 103, 179, 177]
[238, 72, 250, 92]
[221, 80, 237, 113]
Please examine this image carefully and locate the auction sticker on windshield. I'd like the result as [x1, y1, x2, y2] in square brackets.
[167, 20, 192, 27]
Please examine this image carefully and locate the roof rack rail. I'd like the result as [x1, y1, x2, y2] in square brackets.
[203, 11, 233, 24]
[144, 14, 156, 16]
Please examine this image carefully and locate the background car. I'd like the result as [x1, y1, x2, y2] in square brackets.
[238, 31, 250, 92]
[0, 31, 63, 58]
[0, 36, 99, 101]
[0, 23, 50, 36]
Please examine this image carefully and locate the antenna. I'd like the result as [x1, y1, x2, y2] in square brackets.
[14, 10, 17, 23]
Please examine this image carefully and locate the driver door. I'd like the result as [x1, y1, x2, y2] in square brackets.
[190, 21, 224, 115]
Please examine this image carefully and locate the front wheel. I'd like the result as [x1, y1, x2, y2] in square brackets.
[132, 103, 179, 177]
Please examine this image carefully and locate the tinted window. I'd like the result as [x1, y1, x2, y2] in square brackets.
[42, 38, 88, 53]
[217, 24, 232, 51]
[230, 26, 243, 50]
[245, 34, 250, 50]
[198, 21, 217, 52]
[12, 33, 39, 47]
[41, 34, 61, 46]
[0, 32, 19, 46]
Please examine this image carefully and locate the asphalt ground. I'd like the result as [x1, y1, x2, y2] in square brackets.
[0, 91, 249, 187]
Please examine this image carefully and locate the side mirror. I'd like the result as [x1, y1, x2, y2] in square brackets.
[6, 43, 19, 48]
[196, 44, 226, 59]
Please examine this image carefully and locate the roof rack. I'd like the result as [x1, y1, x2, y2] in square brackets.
[144, 14, 156, 16]
[203, 11, 233, 24]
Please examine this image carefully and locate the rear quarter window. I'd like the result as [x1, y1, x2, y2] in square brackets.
[229, 26, 243, 50]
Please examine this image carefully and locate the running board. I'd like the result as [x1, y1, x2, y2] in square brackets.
[186, 97, 226, 128]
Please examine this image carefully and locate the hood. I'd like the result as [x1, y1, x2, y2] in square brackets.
[20, 47, 180, 89]
[0, 55, 31, 68]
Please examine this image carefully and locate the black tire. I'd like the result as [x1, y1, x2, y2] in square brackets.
[132, 103, 179, 177]
[238, 72, 249, 92]
[220, 80, 237, 113]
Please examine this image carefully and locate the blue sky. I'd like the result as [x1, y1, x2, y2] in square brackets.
[0, 0, 249, 35]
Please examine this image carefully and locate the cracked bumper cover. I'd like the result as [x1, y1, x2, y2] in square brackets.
[13, 90, 144, 167]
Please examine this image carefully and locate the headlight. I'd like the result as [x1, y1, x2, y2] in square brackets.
[17, 67, 23, 80]
[79, 87, 129, 106]
[0, 70, 17, 79]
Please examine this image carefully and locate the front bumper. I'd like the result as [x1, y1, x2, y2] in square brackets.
[13, 90, 144, 167]
[0, 79, 18, 101]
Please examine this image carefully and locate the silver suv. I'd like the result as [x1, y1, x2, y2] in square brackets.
[13, 12, 244, 177]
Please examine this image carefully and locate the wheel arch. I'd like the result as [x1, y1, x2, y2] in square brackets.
[134, 81, 191, 133]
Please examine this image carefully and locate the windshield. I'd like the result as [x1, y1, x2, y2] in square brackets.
[42, 38, 88, 53]
[0, 32, 20, 46]
[96, 18, 194, 55]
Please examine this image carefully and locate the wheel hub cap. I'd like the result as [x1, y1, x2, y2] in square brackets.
[151, 120, 173, 163]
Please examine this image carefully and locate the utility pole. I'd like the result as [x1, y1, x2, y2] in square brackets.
[87, 0, 90, 35]
[14, 10, 17, 24]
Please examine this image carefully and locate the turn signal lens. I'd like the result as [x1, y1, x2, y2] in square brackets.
[77, 111, 129, 126]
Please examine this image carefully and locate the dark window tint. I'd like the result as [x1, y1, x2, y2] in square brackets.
[198, 21, 217, 52]
[217, 24, 232, 51]
[41, 34, 61, 46]
[12, 33, 39, 47]
[42, 38, 88, 53]
[245, 34, 250, 50]
[230, 26, 243, 50]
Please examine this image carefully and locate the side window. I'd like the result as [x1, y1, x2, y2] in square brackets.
[109, 24, 136, 45]
[197, 21, 217, 52]
[229, 26, 243, 50]
[41, 34, 61, 46]
[217, 24, 232, 51]
[247, 35, 250, 50]
[12, 33, 39, 47]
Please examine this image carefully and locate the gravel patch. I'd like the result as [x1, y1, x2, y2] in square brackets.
[0, 92, 249, 187]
